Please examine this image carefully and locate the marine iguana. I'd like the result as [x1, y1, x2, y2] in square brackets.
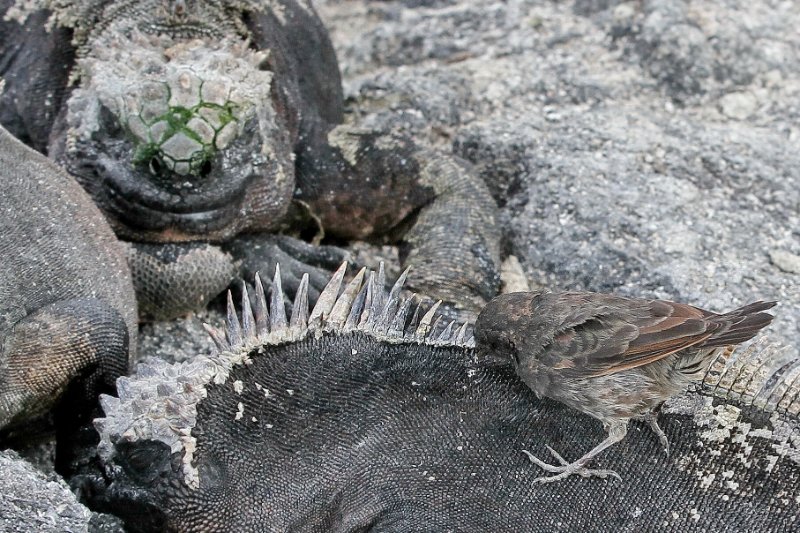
[0, 0, 501, 321]
[0, 122, 137, 434]
[85, 264, 799, 532]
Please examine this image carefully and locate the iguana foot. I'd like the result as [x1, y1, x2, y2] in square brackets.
[522, 446, 622, 483]
[226, 234, 354, 305]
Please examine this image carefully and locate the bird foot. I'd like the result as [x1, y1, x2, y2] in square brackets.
[642, 413, 670, 457]
[522, 446, 622, 483]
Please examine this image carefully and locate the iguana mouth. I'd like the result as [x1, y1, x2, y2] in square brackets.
[106, 186, 239, 235]
[95, 154, 251, 237]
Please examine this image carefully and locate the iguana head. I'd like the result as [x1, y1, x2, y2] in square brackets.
[45, 2, 296, 242]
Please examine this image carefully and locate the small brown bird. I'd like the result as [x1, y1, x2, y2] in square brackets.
[474, 290, 776, 483]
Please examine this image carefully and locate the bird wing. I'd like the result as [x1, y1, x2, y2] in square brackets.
[540, 295, 721, 378]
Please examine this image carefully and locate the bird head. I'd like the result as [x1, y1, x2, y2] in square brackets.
[474, 290, 556, 367]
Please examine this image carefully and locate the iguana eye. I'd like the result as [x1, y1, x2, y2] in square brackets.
[116, 440, 172, 485]
[199, 159, 212, 177]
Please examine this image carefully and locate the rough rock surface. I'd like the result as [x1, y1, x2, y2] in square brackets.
[0, 449, 126, 532]
[308, 0, 799, 359]
[0, 449, 91, 532]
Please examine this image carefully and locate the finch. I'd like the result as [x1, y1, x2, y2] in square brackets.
[474, 290, 776, 483]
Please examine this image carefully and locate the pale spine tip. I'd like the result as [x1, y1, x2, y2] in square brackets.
[253, 272, 269, 339]
[358, 271, 376, 329]
[309, 261, 347, 329]
[289, 273, 310, 334]
[240, 282, 256, 343]
[416, 300, 442, 339]
[225, 291, 242, 348]
[454, 322, 469, 345]
[328, 267, 366, 329]
[269, 264, 288, 334]
[345, 274, 370, 331]
[366, 262, 387, 330]
[381, 266, 410, 325]
[438, 320, 455, 342]
[203, 323, 230, 353]
[388, 297, 413, 336]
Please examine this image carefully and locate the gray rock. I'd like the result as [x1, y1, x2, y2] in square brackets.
[316, 0, 799, 357]
[770, 249, 800, 275]
[0, 449, 91, 533]
[137, 309, 222, 366]
[0, 449, 125, 532]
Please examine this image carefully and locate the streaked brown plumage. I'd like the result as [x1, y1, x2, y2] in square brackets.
[474, 290, 776, 483]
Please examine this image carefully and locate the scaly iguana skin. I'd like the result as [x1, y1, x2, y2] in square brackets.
[0, 0, 501, 321]
[0, 123, 137, 433]
[82, 265, 799, 532]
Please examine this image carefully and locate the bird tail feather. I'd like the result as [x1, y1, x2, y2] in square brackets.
[702, 301, 776, 347]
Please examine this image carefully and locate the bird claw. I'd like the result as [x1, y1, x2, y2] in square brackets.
[544, 445, 569, 466]
[522, 449, 561, 472]
[643, 413, 671, 458]
[522, 449, 622, 483]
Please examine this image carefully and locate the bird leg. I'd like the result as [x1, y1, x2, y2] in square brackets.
[640, 411, 670, 457]
[523, 422, 627, 483]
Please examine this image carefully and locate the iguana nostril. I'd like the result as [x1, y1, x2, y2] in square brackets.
[172, 0, 186, 17]
[148, 156, 163, 176]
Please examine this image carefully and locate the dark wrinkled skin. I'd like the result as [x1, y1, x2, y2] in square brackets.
[0, 0, 501, 320]
[79, 332, 800, 532]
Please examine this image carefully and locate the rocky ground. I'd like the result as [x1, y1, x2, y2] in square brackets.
[3, 1, 797, 531]
[0, 449, 123, 532]
[312, 0, 799, 359]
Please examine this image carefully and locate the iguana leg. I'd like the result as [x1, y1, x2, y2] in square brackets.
[127, 237, 351, 320]
[125, 242, 237, 321]
[296, 125, 502, 320]
[0, 299, 129, 431]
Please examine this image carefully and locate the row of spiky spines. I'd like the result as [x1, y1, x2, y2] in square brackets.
[700, 339, 800, 417]
[202, 262, 474, 355]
